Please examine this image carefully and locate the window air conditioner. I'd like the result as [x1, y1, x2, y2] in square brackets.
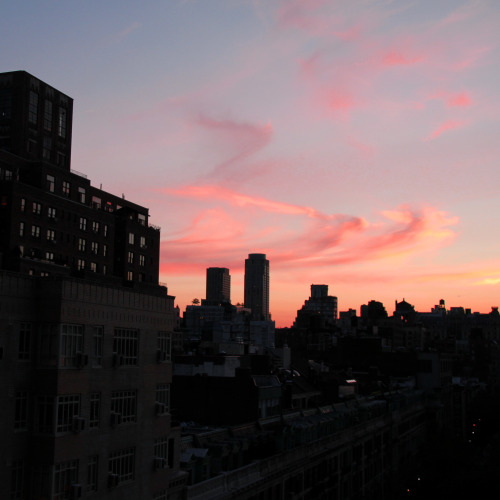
[153, 457, 167, 470]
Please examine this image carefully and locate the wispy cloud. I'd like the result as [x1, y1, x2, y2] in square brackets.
[381, 51, 424, 67]
[195, 115, 273, 181]
[113, 22, 141, 43]
[426, 120, 465, 140]
[160, 186, 459, 276]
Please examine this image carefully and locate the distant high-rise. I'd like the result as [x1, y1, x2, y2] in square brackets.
[206, 267, 231, 304]
[244, 253, 270, 321]
[294, 284, 338, 328]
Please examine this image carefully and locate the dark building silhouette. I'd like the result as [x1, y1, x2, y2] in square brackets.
[0, 71, 184, 500]
[294, 284, 338, 329]
[205, 267, 230, 305]
[244, 253, 270, 321]
[0, 71, 160, 283]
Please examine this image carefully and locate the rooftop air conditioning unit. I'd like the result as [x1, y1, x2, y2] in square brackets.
[108, 474, 120, 488]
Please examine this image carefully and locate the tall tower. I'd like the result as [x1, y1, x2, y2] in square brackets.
[206, 267, 231, 304]
[0, 70, 73, 168]
[244, 253, 270, 321]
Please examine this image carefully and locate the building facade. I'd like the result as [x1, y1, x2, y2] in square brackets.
[244, 254, 270, 321]
[0, 71, 184, 499]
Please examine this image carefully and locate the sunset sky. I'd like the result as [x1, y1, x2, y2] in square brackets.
[3, 0, 500, 326]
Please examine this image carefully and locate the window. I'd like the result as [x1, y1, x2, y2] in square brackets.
[46, 174, 55, 192]
[92, 221, 99, 233]
[19, 222, 24, 237]
[87, 456, 98, 493]
[91, 242, 99, 254]
[37, 395, 55, 433]
[78, 238, 86, 252]
[45, 251, 54, 262]
[138, 213, 146, 226]
[58, 107, 67, 138]
[42, 137, 52, 160]
[31, 225, 40, 238]
[90, 262, 97, 273]
[53, 460, 78, 499]
[62, 181, 70, 197]
[18, 323, 31, 360]
[103, 225, 108, 237]
[111, 391, 137, 424]
[44, 100, 52, 131]
[157, 332, 171, 362]
[91, 196, 101, 209]
[140, 236, 146, 248]
[113, 328, 138, 365]
[139, 254, 145, 267]
[60, 324, 83, 368]
[10, 459, 25, 500]
[9, 459, 27, 500]
[78, 187, 86, 204]
[154, 437, 168, 468]
[47, 229, 55, 241]
[155, 384, 170, 414]
[128, 233, 135, 245]
[56, 394, 80, 433]
[14, 391, 29, 430]
[77, 259, 85, 271]
[57, 152, 66, 167]
[79, 217, 87, 230]
[127, 251, 134, 264]
[1, 168, 12, 181]
[109, 448, 135, 483]
[48, 207, 56, 219]
[89, 393, 100, 428]
[127, 271, 133, 281]
[103, 245, 107, 257]
[92, 326, 103, 366]
[33, 202, 41, 215]
[20, 198, 25, 212]
[28, 91, 38, 123]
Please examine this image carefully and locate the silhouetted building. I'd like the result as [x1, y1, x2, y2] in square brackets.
[0, 71, 184, 500]
[244, 253, 270, 321]
[294, 284, 338, 329]
[205, 267, 230, 305]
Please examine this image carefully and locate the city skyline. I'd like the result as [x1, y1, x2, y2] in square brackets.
[3, 1, 500, 326]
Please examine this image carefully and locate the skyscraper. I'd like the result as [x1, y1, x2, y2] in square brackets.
[244, 253, 270, 321]
[206, 267, 231, 304]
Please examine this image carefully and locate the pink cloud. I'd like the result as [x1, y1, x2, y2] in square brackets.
[160, 186, 458, 276]
[446, 92, 471, 107]
[326, 90, 356, 112]
[382, 51, 423, 67]
[428, 91, 472, 108]
[426, 120, 465, 140]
